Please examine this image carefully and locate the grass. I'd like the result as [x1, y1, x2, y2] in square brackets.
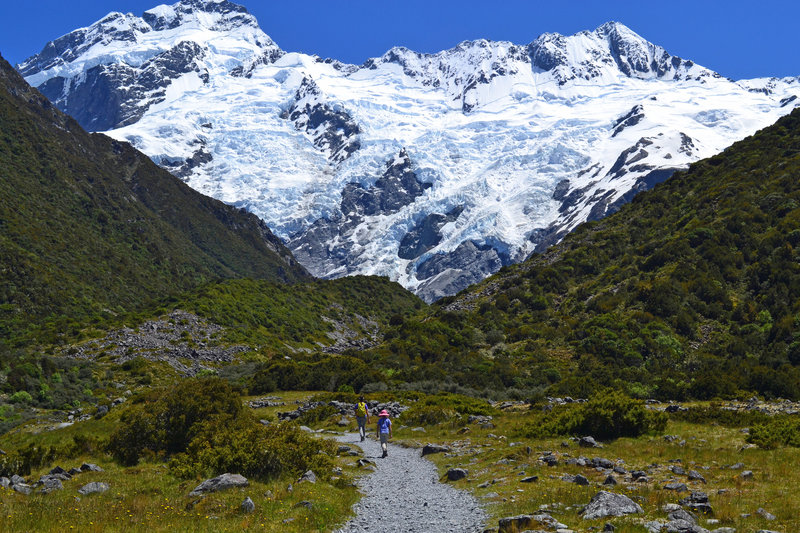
[391, 401, 800, 532]
[0, 391, 363, 532]
[4, 391, 800, 532]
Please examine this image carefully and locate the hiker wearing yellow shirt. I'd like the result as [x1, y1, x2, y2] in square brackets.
[355, 396, 370, 442]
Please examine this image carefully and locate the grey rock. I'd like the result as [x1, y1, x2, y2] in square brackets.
[68, 468, 82, 476]
[189, 473, 248, 496]
[593, 457, 614, 469]
[37, 477, 63, 494]
[421, 443, 450, 456]
[80, 463, 104, 472]
[579, 436, 601, 448]
[581, 490, 643, 520]
[603, 475, 617, 486]
[687, 470, 706, 483]
[668, 509, 697, 523]
[710, 529, 735, 533]
[573, 474, 590, 486]
[671, 465, 686, 475]
[446, 468, 468, 482]
[0, 477, 10, 488]
[756, 507, 776, 520]
[739, 470, 754, 480]
[520, 475, 538, 483]
[298, 470, 317, 484]
[78, 482, 109, 495]
[10, 475, 25, 485]
[294, 500, 313, 509]
[95, 405, 109, 418]
[12, 483, 33, 495]
[241, 497, 255, 514]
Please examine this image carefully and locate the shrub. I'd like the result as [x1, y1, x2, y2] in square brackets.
[170, 415, 335, 481]
[523, 390, 667, 440]
[296, 404, 338, 425]
[107, 377, 243, 465]
[746, 416, 800, 449]
[9, 391, 33, 404]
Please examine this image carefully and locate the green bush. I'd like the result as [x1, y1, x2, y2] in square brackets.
[399, 405, 460, 427]
[170, 414, 335, 481]
[746, 416, 800, 449]
[107, 377, 243, 465]
[296, 404, 339, 425]
[9, 391, 33, 404]
[523, 391, 667, 440]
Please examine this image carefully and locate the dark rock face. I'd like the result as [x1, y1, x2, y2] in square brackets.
[612, 105, 645, 137]
[37, 41, 208, 132]
[281, 77, 361, 163]
[398, 206, 464, 260]
[341, 149, 430, 216]
[415, 240, 509, 302]
[289, 149, 431, 278]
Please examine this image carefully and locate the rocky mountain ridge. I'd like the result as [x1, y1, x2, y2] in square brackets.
[17, 0, 800, 300]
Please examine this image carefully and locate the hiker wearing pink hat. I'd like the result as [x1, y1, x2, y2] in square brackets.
[376, 409, 393, 458]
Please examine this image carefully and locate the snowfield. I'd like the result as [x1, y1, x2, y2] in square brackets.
[19, 0, 800, 300]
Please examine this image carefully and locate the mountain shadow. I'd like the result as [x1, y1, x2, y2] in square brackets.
[0, 53, 308, 348]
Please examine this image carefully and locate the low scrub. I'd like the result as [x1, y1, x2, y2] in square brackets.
[747, 416, 800, 449]
[522, 391, 667, 440]
[170, 415, 335, 481]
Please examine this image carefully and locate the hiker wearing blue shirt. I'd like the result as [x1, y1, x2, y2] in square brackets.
[376, 409, 392, 458]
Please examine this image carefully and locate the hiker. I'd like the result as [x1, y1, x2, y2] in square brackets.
[376, 409, 392, 458]
[355, 396, 370, 442]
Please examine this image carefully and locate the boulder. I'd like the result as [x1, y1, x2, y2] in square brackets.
[421, 443, 450, 456]
[603, 475, 618, 486]
[80, 463, 104, 472]
[298, 470, 317, 484]
[10, 475, 25, 485]
[687, 470, 706, 483]
[78, 482, 110, 495]
[38, 477, 64, 494]
[679, 491, 713, 515]
[740, 470, 754, 480]
[520, 476, 538, 483]
[756, 507, 776, 521]
[579, 436, 601, 448]
[573, 474, 590, 486]
[189, 473, 248, 496]
[446, 468, 468, 481]
[0, 477, 10, 488]
[12, 483, 32, 495]
[241, 497, 255, 514]
[581, 490, 643, 520]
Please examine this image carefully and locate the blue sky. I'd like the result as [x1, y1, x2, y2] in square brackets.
[1, 0, 798, 80]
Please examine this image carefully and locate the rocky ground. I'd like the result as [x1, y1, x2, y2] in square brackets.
[62, 310, 250, 376]
[333, 432, 487, 533]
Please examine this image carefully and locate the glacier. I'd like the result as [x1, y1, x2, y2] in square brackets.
[17, 0, 800, 301]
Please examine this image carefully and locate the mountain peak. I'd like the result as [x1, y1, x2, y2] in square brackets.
[142, 0, 255, 31]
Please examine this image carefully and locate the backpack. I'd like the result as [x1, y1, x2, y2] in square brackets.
[356, 402, 367, 417]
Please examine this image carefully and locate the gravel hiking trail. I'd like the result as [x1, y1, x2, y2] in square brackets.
[334, 432, 487, 533]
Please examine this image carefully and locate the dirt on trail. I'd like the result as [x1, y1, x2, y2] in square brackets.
[334, 432, 487, 533]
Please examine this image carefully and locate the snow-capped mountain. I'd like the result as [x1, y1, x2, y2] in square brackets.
[18, 0, 800, 301]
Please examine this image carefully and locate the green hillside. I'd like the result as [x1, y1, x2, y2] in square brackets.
[0, 54, 308, 349]
[369, 108, 800, 400]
